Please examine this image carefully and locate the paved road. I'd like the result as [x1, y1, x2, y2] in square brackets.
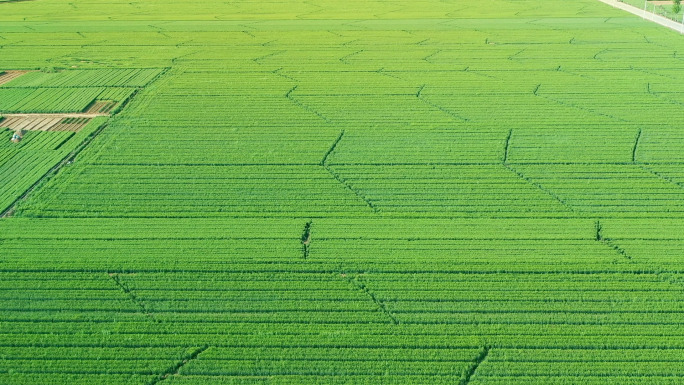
[598, 0, 684, 33]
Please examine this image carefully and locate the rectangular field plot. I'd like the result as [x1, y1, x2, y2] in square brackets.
[85, 100, 117, 114]
[92, 128, 343, 165]
[600, 218, 684, 268]
[310, 217, 622, 272]
[160, 69, 296, 96]
[2, 129, 73, 149]
[293, 95, 464, 127]
[635, 130, 684, 163]
[537, 89, 684, 129]
[507, 128, 640, 163]
[0, 271, 154, 322]
[0, 87, 106, 113]
[340, 271, 684, 326]
[512, 164, 684, 216]
[108, 271, 391, 324]
[16, 165, 380, 217]
[109, 93, 332, 128]
[0, 87, 134, 114]
[470, 348, 684, 385]
[1, 115, 93, 132]
[314, 218, 598, 240]
[328, 165, 573, 216]
[0, 217, 305, 270]
[311, 239, 628, 272]
[178, 346, 482, 378]
[289, 70, 418, 96]
[423, 93, 628, 130]
[1, 115, 63, 131]
[325, 130, 509, 165]
[0, 68, 163, 88]
[0, 70, 30, 85]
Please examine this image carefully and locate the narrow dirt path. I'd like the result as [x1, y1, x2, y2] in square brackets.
[597, 0, 684, 33]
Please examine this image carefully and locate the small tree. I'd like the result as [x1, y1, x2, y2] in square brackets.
[674, 0, 682, 15]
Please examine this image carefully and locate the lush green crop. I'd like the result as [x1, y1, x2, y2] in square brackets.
[0, 117, 106, 214]
[0, 68, 163, 113]
[2, 0, 684, 384]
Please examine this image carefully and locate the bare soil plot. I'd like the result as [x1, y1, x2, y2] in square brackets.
[0, 114, 102, 132]
[0, 70, 30, 86]
[85, 100, 117, 114]
[0, 115, 63, 131]
[51, 117, 91, 131]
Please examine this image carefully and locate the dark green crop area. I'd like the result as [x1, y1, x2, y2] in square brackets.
[2, 0, 684, 384]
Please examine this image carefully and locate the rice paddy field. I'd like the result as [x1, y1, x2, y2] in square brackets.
[2, 0, 684, 384]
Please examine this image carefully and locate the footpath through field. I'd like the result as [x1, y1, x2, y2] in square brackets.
[598, 0, 684, 32]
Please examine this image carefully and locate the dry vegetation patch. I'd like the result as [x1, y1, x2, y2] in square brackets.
[0, 70, 30, 86]
[0, 114, 106, 132]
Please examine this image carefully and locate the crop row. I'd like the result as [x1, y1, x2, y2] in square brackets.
[95, 87, 135, 102]
[0, 238, 677, 272]
[0, 150, 64, 213]
[11, 131, 74, 151]
[0, 87, 138, 113]
[470, 377, 684, 385]
[2, 270, 681, 327]
[0, 255, 664, 275]
[22, 162, 684, 218]
[476, 361, 684, 376]
[0, 374, 153, 385]
[94, 129, 512, 165]
[1, 216, 678, 241]
[2, 68, 163, 88]
[6, 329, 684, 349]
[0, 87, 104, 113]
[91, 126, 684, 165]
[2, 308, 666, 326]
[180, 360, 475, 376]
[1, 270, 677, 285]
[5, 318, 684, 338]
[9, 300, 683, 318]
[93, 129, 343, 165]
[13, 285, 673, 301]
[16, 164, 379, 217]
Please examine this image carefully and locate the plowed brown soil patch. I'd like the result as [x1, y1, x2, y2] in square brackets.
[51, 117, 91, 131]
[0, 114, 100, 132]
[85, 100, 117, 114]
[0, 70, 29, 86]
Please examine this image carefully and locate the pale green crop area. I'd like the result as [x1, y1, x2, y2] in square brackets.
[2, 0, 684, 384]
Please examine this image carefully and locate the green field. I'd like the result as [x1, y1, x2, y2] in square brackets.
[2, 0, 684, 384]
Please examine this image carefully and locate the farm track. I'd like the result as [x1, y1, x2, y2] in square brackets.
[597, 0, 684, 32]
